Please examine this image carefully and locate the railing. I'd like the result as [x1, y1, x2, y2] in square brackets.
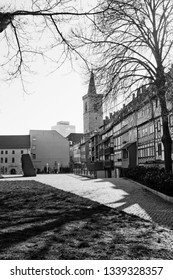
[105, 147, 114, 155]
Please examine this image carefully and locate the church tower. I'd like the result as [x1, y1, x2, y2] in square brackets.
[82, 71, 103, 134]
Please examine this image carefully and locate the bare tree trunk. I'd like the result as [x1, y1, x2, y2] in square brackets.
[156, 73, 172, 172]
[161, 115, 172, 172]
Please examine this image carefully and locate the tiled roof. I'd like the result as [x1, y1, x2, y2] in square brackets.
[0, 135, 30, 149]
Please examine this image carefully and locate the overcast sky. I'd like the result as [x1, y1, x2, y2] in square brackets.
[0, 0, 96, 135]
[0, 65, 87, 135]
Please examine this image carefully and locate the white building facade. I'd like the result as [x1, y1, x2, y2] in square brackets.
[0, 135, 31, 175]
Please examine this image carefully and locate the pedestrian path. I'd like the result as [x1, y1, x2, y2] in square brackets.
[34, 174, 173, 230]
[2, 174, 173, 229]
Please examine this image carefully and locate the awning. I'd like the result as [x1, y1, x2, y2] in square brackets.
[121, 141, 136, 149]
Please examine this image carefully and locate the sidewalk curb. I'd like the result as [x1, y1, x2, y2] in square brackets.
[128, 179, 173, 204]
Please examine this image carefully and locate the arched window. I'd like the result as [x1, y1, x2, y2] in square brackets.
[85, 102, 88, 113]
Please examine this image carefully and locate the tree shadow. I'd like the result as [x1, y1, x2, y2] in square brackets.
[93, 177, 173, 229]
[0, 200, 109, 252]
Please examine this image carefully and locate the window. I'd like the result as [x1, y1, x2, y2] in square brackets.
[85, 102, 87, 113]
[1, 151, 3, 154]
[158, 143, 162, 156]
[123, 149, 128, 159]
[157, 120, 161, 131]
[94, 104, 97, 111]
[1, 158, 3, 163]
[21, 150, 24, 154]
[32, 154, 36, 160]
[170, 115, 173, 126]
[149, 124, 154, 134]
[5, 150, 8, 154]
[12, 150, 15, 154]
[155, 98, 158, 108]
[5, 158, 8, 163]
[138, 111, 142, 119]
[149, 147, 154, 156]
[12, 158, 15, 163]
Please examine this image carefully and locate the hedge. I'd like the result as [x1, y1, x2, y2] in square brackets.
[123, 166, 173, 197]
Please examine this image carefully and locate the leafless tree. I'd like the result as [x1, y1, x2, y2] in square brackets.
[0, 1, 105, 86]
[74, 0, 173, 172]
[0, 0, 107, 177]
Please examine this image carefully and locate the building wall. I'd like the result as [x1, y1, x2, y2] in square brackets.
[0, 148, 30, 175]
[30, 130, 69, 172]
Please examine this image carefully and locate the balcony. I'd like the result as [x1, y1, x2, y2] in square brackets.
[105, 147, 114, 155]
[104, 160, 114, 168]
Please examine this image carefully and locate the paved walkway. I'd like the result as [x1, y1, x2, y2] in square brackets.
[2, 174, 173, 229]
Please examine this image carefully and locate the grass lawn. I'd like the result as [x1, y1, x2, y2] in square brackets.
[0, 180, 173, 260]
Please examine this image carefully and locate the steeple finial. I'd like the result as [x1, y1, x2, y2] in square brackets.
[87, 70, 97, 95]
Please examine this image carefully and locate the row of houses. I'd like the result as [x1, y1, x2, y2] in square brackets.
[0, 72, 173, 177]
[71, 80, 173, 178]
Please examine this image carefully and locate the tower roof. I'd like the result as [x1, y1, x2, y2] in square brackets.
[87, 71, 97, 95]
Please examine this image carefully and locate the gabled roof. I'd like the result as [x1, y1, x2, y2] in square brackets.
[66, 133, 84, 144]
[0, 135, 30, 149]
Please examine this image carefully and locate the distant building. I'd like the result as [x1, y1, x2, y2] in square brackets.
[51, 121, 76, 137]
[30, 130, 70, 173]
[66, 133, 84, 146]
[82, 71, 103, 134]
[72, 143, 81, 165]
[0, 135, 31, 175]
[66, 133, 84, 170]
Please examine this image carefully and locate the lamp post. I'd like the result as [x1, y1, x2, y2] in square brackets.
[46, 163, 49, 174]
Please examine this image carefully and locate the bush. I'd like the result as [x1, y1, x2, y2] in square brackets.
[124, 166, 173, 197]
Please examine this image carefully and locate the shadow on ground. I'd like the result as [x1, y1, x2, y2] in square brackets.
[0, 180, 173, 260]
[90, 177, 173, 229]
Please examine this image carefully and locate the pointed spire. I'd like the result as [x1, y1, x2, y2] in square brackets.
[87, 71, 97, 95]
